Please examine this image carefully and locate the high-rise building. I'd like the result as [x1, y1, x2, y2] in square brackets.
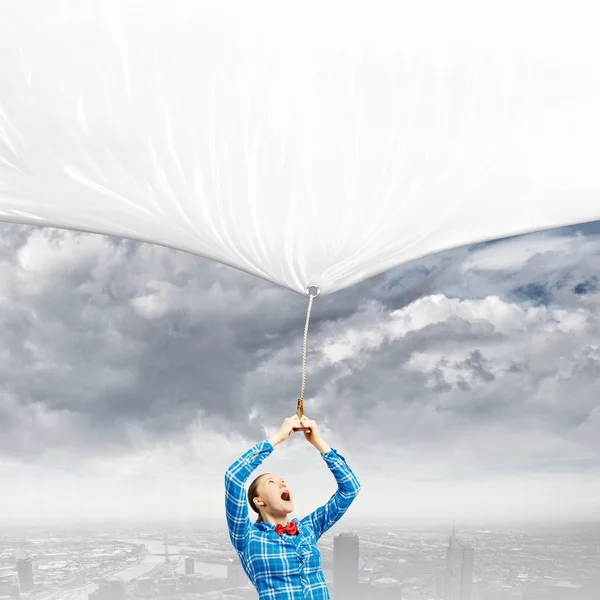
[443, 526, 474, 600]
[16, 556, 34, 592]
[185, 556, 195, 575]
[333, 532, 360, 600]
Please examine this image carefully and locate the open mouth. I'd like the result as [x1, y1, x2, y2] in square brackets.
[281, 490, 291, 502]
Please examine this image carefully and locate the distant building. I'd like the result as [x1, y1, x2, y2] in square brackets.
[443, 526, 474, 600]
[434, 574, 444, 599]
[333, 532, 360, 600]
[88, 577, 126, 600]
[228, 556, 249, 587]
[370, 576, 402, 599]
[0, 574, 20, 599]
[185, 556, 195, 575]
[157, 576, 177, 595]
[135, 577, 155, 596]
[484, 586, 514, 600]
[16, 556, 34, 592]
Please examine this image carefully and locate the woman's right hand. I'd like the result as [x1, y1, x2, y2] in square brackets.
[268, 415, 301, 447]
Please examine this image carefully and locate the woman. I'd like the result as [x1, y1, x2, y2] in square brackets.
[224, 413, 361, 599]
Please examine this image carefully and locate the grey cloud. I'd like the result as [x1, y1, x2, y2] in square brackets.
[0, 221, 599, 481]
[457, 350, 495, 382]
[299, 304, 599, 472]
[0, 223, 387, 462]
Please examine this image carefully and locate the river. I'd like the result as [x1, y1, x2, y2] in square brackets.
[45, 537, 228, 600]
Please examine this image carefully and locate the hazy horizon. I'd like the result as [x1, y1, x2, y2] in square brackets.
[3, 515, 600, 530]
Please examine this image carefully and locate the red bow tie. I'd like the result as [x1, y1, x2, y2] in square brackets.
[275, 521, 298, 536]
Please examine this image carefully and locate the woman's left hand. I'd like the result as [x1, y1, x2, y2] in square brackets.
[300, 415, 330, 453]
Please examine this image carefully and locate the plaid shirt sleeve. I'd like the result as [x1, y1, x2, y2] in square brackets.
[306, 448, 361, 540]
[224, 439, 274, 553]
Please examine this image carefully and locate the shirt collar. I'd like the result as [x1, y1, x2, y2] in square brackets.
[254, 518, 298, 532]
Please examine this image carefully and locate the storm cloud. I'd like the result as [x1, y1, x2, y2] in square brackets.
[0, 221, 599, 524]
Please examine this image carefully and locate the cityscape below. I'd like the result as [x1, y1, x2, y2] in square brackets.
[1, 520, 599, 600]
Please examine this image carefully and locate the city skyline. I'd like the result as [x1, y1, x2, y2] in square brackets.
[2, 521, 599, 600]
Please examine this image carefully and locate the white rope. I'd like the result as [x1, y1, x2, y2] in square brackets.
[299, 293, 315, 401]
[297, 286, 319, 417]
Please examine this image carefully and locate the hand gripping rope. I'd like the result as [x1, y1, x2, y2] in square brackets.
[292, 285, 320, 432]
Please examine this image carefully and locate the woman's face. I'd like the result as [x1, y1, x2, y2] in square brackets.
[255, 473, 295, 517]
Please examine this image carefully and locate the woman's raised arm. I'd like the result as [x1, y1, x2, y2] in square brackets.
[297, 416, 361, 539]
[224, 415, 301, 551]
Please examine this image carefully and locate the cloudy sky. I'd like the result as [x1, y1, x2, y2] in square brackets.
[0, 220, 599, 527]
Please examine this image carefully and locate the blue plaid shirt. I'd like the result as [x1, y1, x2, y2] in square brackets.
[224, 439, 361, 599]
